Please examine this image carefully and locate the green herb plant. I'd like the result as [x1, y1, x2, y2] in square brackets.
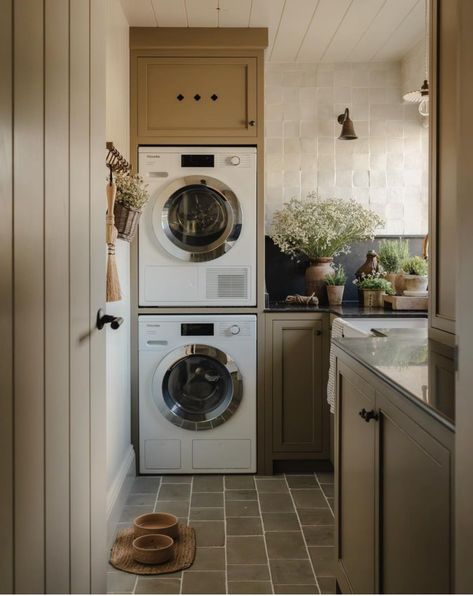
[378, 238, 409, 273]
[402, 256, 428, 276]
[325, 264, 347, 286]
[353, 272, 394, 294]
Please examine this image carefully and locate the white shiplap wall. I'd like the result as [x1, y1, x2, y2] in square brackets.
[265, 61, 428, 234]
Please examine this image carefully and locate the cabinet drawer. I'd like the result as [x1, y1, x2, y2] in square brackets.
[137, 57, 257, 138]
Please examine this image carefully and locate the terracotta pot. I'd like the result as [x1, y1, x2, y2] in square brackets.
[384, 273, 405, 295]
[305, 258, 335, 305]
[362, 289, 385, 307]
[403, 275, 428, 293]
[327, 285, 345, 306]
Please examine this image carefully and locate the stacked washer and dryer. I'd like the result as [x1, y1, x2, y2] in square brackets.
[138, 147, 257, 474]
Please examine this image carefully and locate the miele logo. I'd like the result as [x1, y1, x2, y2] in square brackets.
[146, 154, 160, 158]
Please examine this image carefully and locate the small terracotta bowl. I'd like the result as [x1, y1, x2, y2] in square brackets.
[132, 533, 174, 565]
[133, 512, 179, 539]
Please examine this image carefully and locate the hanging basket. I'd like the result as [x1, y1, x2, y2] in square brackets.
[113, 202, 141, 242]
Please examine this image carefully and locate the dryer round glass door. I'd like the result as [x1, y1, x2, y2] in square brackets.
[152, 344, 243, 430]
[153, 175, 242, 262]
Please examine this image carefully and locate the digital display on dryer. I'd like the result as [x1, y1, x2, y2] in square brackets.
[181, 323, 214, 336]
[181, 154, 214, 167]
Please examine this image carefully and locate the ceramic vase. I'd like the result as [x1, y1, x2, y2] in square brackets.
[403, 275, 428, 293]
[305, 258, 335, 305]
[327, 285, 345, 306]
[384, 272, 405, 295]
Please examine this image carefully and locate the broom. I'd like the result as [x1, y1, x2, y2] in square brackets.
[106, 179, 122, 302]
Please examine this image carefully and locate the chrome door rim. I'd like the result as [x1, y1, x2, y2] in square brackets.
[153, 175, 242, 262]
[152, 344, 243, 431]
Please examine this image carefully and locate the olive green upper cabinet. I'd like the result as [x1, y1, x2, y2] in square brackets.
[430, 0, 458, 343]
[136, 57, 257, 139]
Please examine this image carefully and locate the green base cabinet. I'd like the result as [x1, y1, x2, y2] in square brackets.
[264, 314, 331, 472]
[335, 352, 454, 594]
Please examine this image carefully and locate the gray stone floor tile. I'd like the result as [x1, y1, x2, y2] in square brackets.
[318, 576, 336, 594]
[316, 472, 334, 484]
[134, 578, 180, 594]
[192, 520, 225, 546]
[191, 546, 225, 571]
[286, 475, 318, 489]
[124, 493, 156, 507]
[225, 475, 255, 490]
[269, 559, 316, 585]
[225, 489, 257, 501]
[298, 508, 334, 525]
[228, 581, 273, 593]
[259, 492, 294, 513]
[190, 507, 224, 521]
[106, 571, 136, 594]
[227, 564, 270, 581]
[225, 500, 260, 517]
[308, 546, 336, 577]
[130, 476, 160, 494]
[226, 516, 263, 535]
[266, 531, 308, 560]
[262, 512, 300, 531]
[292, 489, 327, 508]
[191, 492, 224, 508]
[255, 477, 288, 493]
[182, 571, 226, 594]
[158, 483, 191, 501]
[192, 475, 223, 492]
[162, 475, 192, 483]
[226, 535, 268, 565]
[303, 525, 334, 546]
[118, 506, 149, 523]
[320, 484, 334, 497]
[274, 584, 319, 594]
[153, 500, 190, 517]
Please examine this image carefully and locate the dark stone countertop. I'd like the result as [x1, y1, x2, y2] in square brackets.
[265, 300, 428, 318]
[332, 332, 455, 430]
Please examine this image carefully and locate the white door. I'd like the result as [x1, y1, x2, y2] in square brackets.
[0, 0, 107, 592]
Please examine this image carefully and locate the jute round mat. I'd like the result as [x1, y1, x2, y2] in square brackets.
[109, 523, 196, 575]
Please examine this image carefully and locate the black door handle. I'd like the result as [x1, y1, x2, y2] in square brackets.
[359, 408, 379, 422]
[96, 308, 124, 330]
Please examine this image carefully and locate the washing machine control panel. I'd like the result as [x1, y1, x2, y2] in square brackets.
[217, 322, 251, 337]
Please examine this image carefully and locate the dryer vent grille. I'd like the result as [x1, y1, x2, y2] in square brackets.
[206, 268, 249, 299]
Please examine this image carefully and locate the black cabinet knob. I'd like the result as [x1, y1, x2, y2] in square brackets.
[359, 408, 379, 422]
[248, 120, 256, 127]
[96, 309, 124, 330]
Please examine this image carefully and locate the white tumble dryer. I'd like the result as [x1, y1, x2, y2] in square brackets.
[138, 146, 257, 306]
[139, 315, 257, 474]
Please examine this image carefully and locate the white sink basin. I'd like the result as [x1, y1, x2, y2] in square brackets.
[340, 317, 427, 338]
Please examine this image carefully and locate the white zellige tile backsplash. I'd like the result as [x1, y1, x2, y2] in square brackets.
[264, 62, 428, 235]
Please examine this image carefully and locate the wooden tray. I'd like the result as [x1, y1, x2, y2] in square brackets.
[383, 295, 428, 311]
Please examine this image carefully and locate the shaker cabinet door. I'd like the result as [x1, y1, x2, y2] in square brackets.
[376, 392, 452, 594]
[336, 362, 377, 594]
[271, 319, 325, 454]
[137, 57, 257, 138]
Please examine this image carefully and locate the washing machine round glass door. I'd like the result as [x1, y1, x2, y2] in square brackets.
[153, 175, 242, 262]
[152, 344, 243, 430]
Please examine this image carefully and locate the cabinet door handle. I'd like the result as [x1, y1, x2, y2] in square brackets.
[359, 408, 379, 422]
[248, 120, 256, 127]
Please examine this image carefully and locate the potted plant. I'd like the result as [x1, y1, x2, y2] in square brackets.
[270, 194, 384, 304]
[113, 171, 149, 242]
[353, 272, 394, 307]
[402, 256, 428, 293]
[378, 238, 409, 294]
[325, 264, 346, 306]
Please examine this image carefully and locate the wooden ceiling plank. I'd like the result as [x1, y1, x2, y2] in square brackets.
[296, 0, 351, 63]
[185, 0, 218, 28]
[270, 0, 319, 62]
[119, 0, 157, 26]
[151, 0, 188, 27]
[348, 0, 418, 62]
[249, 0, 286, 55]
[372, 0, 425, 61]
[321, 0, 386, 63]
[218, 0, 253, 28]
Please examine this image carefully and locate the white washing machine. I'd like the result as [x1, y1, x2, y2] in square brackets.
[139, 315, 257, 474]
[138, 146, 257, 307]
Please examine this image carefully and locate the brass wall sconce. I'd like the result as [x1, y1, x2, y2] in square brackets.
[337, 108, 357, 140]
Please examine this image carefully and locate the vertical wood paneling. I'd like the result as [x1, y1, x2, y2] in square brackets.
[44, 0, 71, 591]
[0, 0, 14, 592]
[69, 0, 91, 592]
[90, 0, 107, 592]
[13, 0, 45, 592]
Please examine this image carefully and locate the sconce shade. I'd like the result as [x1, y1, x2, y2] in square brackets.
[337, 108, 357, 140]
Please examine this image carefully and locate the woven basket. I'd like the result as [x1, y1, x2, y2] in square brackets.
[114, 202, 141, 242]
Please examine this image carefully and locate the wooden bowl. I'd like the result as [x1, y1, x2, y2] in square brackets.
[133, 512, 179, 539]
[132, 533, 174, 565]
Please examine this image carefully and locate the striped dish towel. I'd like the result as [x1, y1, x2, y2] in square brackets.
[327, 318, 345, 414]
